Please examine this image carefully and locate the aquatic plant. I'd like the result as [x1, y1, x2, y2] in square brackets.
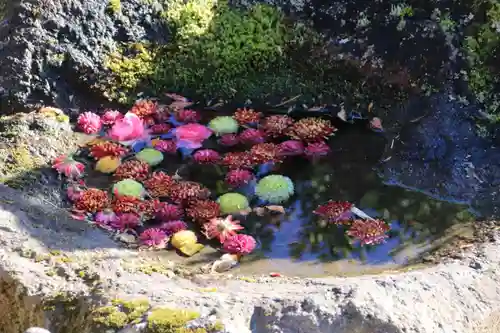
[208, 116, 239, 135]
[186, 199, 221, 223]
[114, 160, 150, 181]
[143, 171, 175, 198]
[174, 123, 212, 149]
[239, 128, 265, 145]
[222, 234, 256, 255]
[218, 133, 239, 147]
[217, 192, 250, 214]
[255, 174, 294, 204]
[277, 140, 304, 157]
[156, 203, 184, 222]
[346, 219, 390, 245]
[313, 201, 353, 223]
[175, 109, 201, 123]
[250, 142, 281, 164]
[225, 169, 254, 187]
[168, 181, 211, 204]
[260, 115, 293, 138]
[304, 141, 330, 159]
[73, 188, 109, 213]
[95, 156, 121, 173]
[287, 118, 336, 142]
[90, 142, 129, 160]
[233, 107, 262, 125]
[110, 213, 141, 232]
[139, 228, 168, 249]
[160, 220, 188, 236]
[193, 149, 221, 164]
[77, 112, 102, 134]
[101, 109, 123, 125]
[203, 215, 244, 243]
[52, 155, 85, 178]
[221, 151, 256, 169]
[135, 148, 164, 166]
[113, 179, 145, 198]
[153, 139, 177, 153]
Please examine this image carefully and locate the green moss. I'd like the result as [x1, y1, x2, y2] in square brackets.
[107, 0, 121, 14]
[112, 298, 151, 323]
[1, 144, 42, 189]
[92, 306, 129, 328]
[146, 308, 201, 333]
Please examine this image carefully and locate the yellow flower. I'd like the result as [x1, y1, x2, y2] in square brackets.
[171, 230, 204, 256]
[95, 156, 121, 173]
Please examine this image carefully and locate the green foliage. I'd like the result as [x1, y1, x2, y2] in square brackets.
[465, 1, 500, 121]
[107, 0, 121, 14]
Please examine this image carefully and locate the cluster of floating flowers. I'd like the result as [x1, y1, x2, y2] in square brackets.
[52, 94, 389, 260]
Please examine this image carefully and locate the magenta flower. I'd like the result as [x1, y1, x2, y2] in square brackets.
[95, 209, 118, 225]
[176, 109, 201, 123]
[66, 181, 86, 202]
[160, 220, 188, 236]
[218, 134, 239, 147]
[313, 201, 353, 223]
[108, 112, 147, 145]
[154, 139, 177, 153]
[346, 219, 390, 245]
[110, 213, 141, 232]
[77, 111, 102, 134]
[101, 109, 123, 125]
[193, 149, 221, 164]
[278, 140, 305, 157]
[222, 234, 257, 256]
[174, 123, 212, 149]
[238, 128, 265, 145]
[304, 141, 330, 159]
[225, 169, 254, 187]
[139, 228, 168, 249]
[155, 203, 184, 222]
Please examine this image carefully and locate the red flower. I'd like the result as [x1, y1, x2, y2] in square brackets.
[101, 109, 123, 125]
[168, 181, 211, 205]
[193, 149, 221, 164]
[52, 155, 85, 178]
[221, 151, 256, 169]
[260, 115, 293, 138]
[160, 220, 188, 236]
[138, 199, 161, 219]
[90, 142, 128, 160]
[203, 215, 244, 243]
[130, 99, 157, 119]
[225, 169, 254, 187]
[186, 200, 220, 223]
[114, 160, 150, 181]
[346, 219, 390, 245]
[77, 112, 102, 134]
[149, 123, 172, 135]
[233, 107, 262, 125]
[153, 139, 177, 153]
[239, 128, 265, 145]
[287, 117, 336, 142]
[222, 234, 256, 255]
[112, 195, 142, 214]
[313, 201, 353, 223]
[175, 109, 201, 123]
[218, 134, 239, 147]
[74, 188, 109, 213]
[155, 203, 184, 221]
[139, 228, 168, 248]
[143, 171, 175, 198]
[304, 141, 330, 159]
[250, 143, 281, 164]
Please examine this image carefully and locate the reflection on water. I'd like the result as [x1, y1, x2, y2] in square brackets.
[156, 119, 477, 277]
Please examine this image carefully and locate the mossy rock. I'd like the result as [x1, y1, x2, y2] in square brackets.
[146, 308, 200, 333]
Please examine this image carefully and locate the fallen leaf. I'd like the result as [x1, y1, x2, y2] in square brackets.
[211, 254, 239, 273]
[337, 108, 348, 122]
[368, 102, 374, 112]
[265, 205, 286, 214]
[199, 287, 217, 292]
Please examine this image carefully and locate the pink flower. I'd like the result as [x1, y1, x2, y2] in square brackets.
[218, 134, 239, 147]
[154, 140, 177, 153]
[155, 203, 184, 222]
[174, 123, 212, 149]
[108, 112, 147, 145]
[176, 109, 201, 123]
[278, 140, 304, 157]
[149, 124, 172, 135]
[238, 128, 265, 145]
[101, 109, 123, 125]
[139, 228, 168, 248]
[52, 155, 85, 178]
[160, 220, 188, 236]
[95, 209, 118, 224]
[77, 112, 102, 134]
[204, 215, 244, 243]
[66, 180, 86, 202]
[222, 234, 256, 255]
[313, 201, 353, 223]
[347, 219, 390, 245]
[225, 169, 254, 187]
[304, 141, 330, 159]
[193, 149, 220, 164]
[110, 213, 141, 232]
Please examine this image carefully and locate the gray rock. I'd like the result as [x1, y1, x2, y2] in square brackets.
[24, 328, 51, 333]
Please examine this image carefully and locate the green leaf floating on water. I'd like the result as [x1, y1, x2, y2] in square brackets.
[113, 179, 145, 198]
[136, 148, 164, 166]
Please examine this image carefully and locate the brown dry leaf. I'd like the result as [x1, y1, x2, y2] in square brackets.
[265, 205, 286, 214]
[368, 102, 374, 112]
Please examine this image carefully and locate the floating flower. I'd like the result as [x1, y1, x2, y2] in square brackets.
[225, 169, 254, 187]
[233, 107, 262, 125]
[175, 109, 201, 123]
[114, 160, 150, 181]
[101, 109, 123, 125]
[171, 230, 204, 256]
[203, 215, 244, 243]
[153, 139, 177, 153]
[108, 112, 146, 144]
[186, 200, 220, 223]
[278, 140, 304, 157]
[74, 188, 109, 213]
[260, 115, 293, 138]
[255, 175, 294, 204]
[221, 151, 256, 170]
[222, 234, 256, 256]
[168, 181, 210, 204]
[90, 142, 128, 160]
[143, 171, 174, 198]
[346, 219, 390, 245]
[110, 213, 141, 232]
[95, 156, 121, 174]
[136, 148, 164, 166]
[77, 111, 102, 134]
[130, 99, 157, 120]
[174, 123, 212, 149]
[218, 134, 239, 147]
[160, 220, 188, 236]
[94, 209, 118, 227]
[304, 141, 330, 159]
[52, 155, 85, 178]
[208, 116, 239, 135]
[66, 181, 86, 202]
[239, 128, 265, 145]
[193, 149, 220, 164]
[137, 199, 161, 219]
[113, 179, 145, 198]
[139, 228, 168, 249]
[112, 195, 142, 214]
[313, 201, 353, 223]
[155, 203, 184, 222]
[287, 117, 336, 142]
[149, 123, 172, 135]
[217, 193, 250, 215]
[250, 143, 281, 164]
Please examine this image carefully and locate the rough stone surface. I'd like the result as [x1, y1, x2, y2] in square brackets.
[0, 184, 499, 333]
